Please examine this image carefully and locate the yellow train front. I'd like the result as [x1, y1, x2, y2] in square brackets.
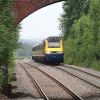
[32, 36, 64, 65]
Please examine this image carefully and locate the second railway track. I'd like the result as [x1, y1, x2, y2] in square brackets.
[54, 65, 100, 89]
[64, 65, 100, 79]
[32, 62, 100, 89]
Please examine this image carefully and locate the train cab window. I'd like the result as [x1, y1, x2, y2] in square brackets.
[48, 42, 60, 48]
[47, 36, 61, 48]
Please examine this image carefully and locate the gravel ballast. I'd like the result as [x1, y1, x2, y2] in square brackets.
[11, 63, 42, 100]
[29, 60, 100, 100]
[10, 60, 100, 100]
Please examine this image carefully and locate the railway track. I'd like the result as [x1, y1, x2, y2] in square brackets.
[29, 61, 100, 88]
[23, 62, 84, 100]
[29, 61, 100, 89]
[64, 65, 100, 79]
[19, 63, 49, 100]
[50, 65, 100, 89]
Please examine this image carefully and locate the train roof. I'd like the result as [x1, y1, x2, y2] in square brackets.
[32, 36, 61, 48]
[47, 36, 61, 42]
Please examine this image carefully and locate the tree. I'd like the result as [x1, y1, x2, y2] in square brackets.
[0, 0, 20, 87]
[62, 0, 100, 70]
[59, 0, 89, 40]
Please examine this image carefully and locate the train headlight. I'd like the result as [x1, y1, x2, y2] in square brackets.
[46, 51, 51, 54]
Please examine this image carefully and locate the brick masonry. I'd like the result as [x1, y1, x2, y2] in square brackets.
[12, 0, 63, 25]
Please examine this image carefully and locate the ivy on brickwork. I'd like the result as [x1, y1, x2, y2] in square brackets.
[0, 0, 20, 86]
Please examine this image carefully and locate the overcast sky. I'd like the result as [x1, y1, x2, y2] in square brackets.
[19, 2, 63, 41]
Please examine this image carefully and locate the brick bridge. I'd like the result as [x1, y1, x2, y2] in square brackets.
[13, 0, 63, 25]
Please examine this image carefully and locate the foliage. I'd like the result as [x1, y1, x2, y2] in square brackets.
[15, 43, 32, 58]
[59, 0, 89, 40]
[0, 0, 20, 85]
[60, 0, 100, 70]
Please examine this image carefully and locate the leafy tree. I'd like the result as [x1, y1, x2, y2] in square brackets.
[59, 0, 89, 40]
[0, 0, 20, 86]
[63, 0, 100, 70]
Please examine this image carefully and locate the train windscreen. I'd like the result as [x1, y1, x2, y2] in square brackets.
[48, 42, 60, 48]
[47, 36, 61, 48]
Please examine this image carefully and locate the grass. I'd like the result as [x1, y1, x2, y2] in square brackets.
[64, 58, 100, 71]
[0, 69, 4, 86]
[8, 65, 14, 82]
[90, 61, 100, 71]
[0, 64, 14, 87]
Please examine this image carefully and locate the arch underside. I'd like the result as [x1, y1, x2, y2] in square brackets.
[13, 0, 63, 24]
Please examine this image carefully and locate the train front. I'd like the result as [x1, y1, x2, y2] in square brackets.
[44, 36, 64, 65]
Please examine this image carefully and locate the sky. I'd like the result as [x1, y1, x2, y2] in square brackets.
[19, 2, 63, 41]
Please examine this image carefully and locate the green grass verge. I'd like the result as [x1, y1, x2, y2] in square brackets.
[8, 65, 14, 82]
[0, 64, 14, 87]
[64, 58, 100, 71]
[0, 70, 3, 86]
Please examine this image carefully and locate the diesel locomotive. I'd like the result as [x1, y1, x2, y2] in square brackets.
[32, 36, 64, 65]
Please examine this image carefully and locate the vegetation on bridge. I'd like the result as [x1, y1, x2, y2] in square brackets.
[0, 0, 20, 87]
[59, 0, 100, 70]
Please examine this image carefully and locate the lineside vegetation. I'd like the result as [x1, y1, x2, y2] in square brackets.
[59, 0, 100, 70]
[0, 0, 20, 86]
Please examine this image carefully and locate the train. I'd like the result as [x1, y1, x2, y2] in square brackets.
[32, 36, 64, 65]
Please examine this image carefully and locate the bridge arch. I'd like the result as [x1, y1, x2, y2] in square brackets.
[13, 0, 63, 25]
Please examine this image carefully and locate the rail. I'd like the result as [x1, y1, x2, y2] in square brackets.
[19, 63, 49, 100]
[52, 66, 100, 89]
[25, 62, 84, 100]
